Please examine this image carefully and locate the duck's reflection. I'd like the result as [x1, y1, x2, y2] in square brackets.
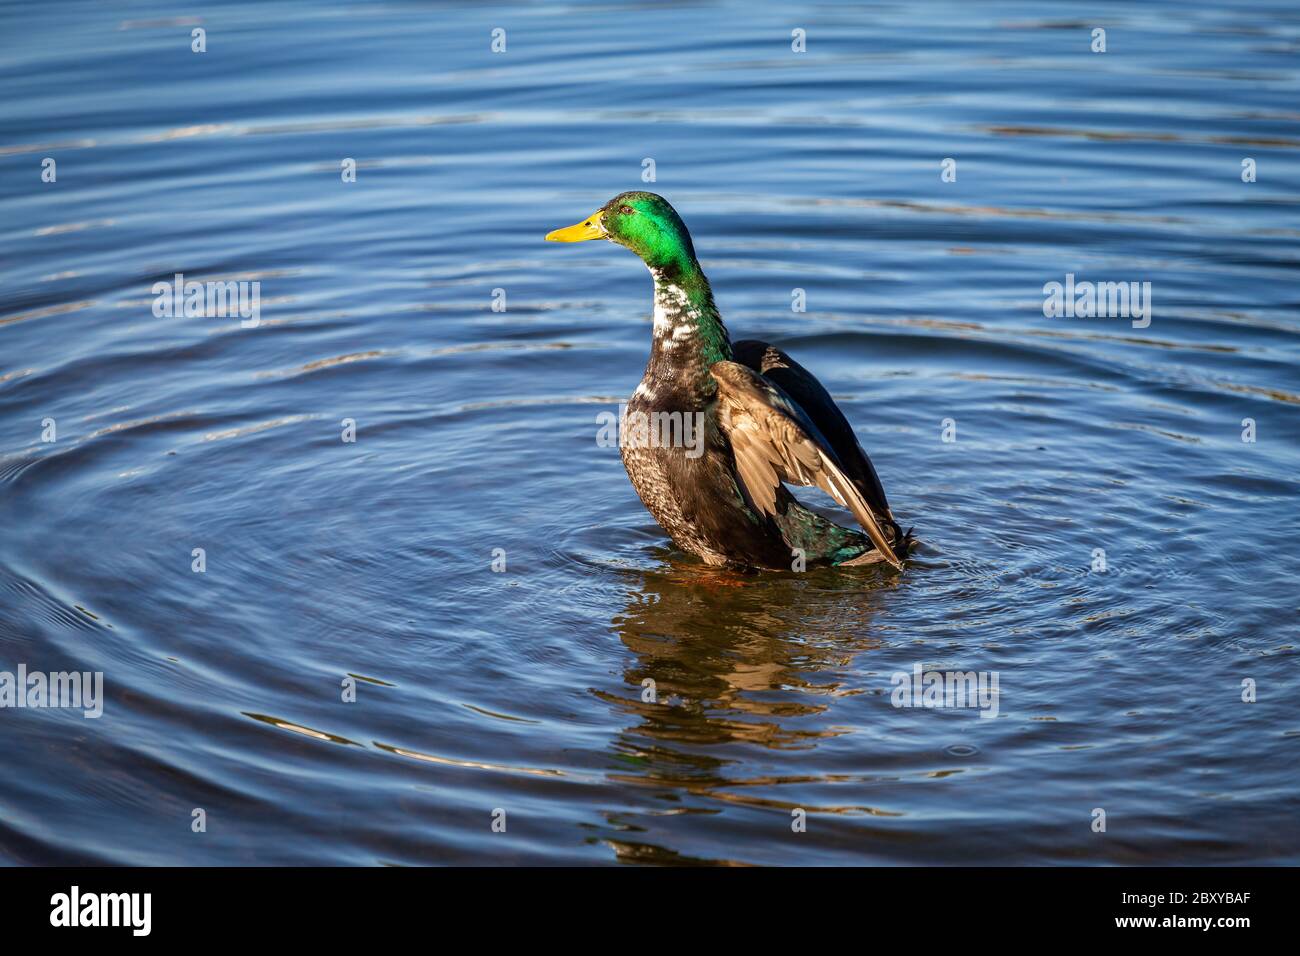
[600, 548, 896, 786]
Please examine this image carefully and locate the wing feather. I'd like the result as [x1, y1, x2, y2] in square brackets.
[711, 360, 903, 569]
[733, 340, 894, 520]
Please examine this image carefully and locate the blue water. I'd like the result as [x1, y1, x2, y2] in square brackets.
[1, 0, 1298, 865]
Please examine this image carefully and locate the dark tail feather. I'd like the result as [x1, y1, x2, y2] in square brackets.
[887, 521, 916, 560]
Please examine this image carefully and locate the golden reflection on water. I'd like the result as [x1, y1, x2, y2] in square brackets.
[600, 556, 909, 820]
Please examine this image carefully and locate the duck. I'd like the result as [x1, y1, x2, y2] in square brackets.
[546, 191, 912, 571]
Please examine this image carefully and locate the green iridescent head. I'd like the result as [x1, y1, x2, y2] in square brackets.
[546, 191, 699, 273]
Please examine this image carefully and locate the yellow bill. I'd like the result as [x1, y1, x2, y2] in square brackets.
[545, 210, 606, 242]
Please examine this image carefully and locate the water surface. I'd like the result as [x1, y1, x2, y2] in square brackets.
[1, 0, 1298, 865]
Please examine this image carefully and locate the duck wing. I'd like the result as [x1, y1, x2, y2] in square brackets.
[711, 360, 903, 569]
[732, 339, 892, 518]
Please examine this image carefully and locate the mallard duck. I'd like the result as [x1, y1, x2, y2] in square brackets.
[546, 191, 912, 570]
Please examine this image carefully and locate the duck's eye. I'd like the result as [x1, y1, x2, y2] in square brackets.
[619, 205, 635, 215]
